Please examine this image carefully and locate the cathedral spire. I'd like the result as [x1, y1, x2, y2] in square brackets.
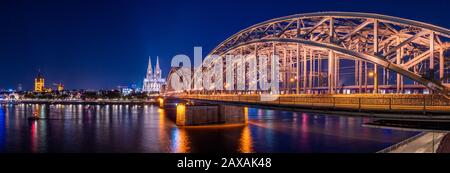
[146, 56, 153, 79]
[143, 55, 166, 93]
[155, 56, 161, 79]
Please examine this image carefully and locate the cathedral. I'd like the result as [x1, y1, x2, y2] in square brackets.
[143, 56, 166, 93]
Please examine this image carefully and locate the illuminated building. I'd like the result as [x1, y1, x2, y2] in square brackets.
[55, 82, 64, 92]
[45, 88, 53, 93]
[34, 72, 45, 92]
[143, 56, 166, 93]
[121, 87, 132, 95]
[117, 85, 132, 95]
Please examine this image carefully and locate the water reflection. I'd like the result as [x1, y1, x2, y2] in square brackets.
[0, 103, 418, 153]
[30, 121, 38, 153]
[171, 127, 190, 153]
[158, 108, 171, 152]
[239, 126, 253, 153]
[29, 105, 48, 153]
[0, 106, 5, 152]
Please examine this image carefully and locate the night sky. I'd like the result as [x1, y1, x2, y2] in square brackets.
[0, 0, 449, 90]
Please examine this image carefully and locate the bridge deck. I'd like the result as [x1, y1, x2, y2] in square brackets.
[178, 94, 450, 114]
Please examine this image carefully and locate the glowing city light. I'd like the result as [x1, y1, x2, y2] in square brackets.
[290, 78, 295, 82]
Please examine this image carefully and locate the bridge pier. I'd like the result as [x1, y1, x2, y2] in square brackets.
[175, 103, 247, 126]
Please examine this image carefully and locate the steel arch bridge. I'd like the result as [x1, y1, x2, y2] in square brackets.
[178, 12, 450, 98]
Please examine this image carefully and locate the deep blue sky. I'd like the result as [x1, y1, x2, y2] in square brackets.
[0, 0, 449, 90]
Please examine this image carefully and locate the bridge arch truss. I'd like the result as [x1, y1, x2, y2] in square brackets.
[190, 12, 450, 96]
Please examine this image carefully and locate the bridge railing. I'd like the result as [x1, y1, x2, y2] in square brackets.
[179, 94, 450, 113]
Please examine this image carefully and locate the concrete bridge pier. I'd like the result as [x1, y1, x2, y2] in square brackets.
[175, 104, 247, 126]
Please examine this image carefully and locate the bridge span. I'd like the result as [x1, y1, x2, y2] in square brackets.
[167, 12, 450, 100]
[166, 12, 450, 120]
[178, 94, 450, 117]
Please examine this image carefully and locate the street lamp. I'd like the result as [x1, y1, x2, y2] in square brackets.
[290, 77, 295, 83]
[367, 70, 378, 94]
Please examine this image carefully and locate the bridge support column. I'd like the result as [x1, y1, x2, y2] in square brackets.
[333, 56, 340, 94]
[335, 57, 339, 93]
[396, 37, 402, 93]
[440, 48, 444, 80]
[296, 44, 300, 94]
[296, 20, 301, 94]
[386, 68, 388, 86]
[429, 32, 435, 95]
[328, 17, 335, 94]
[309, 49, 314, 93]
[282, 48, 287, 94]
[249, 44, 260, 94]
[289, 50, 293, 94]
[303, 48, 307, 93]
[364, 61, 368, 93]
[373, 65, 378, 94]
[373, 20, 379, 94]
[359, 60, 362, 93]
[430, 32, 435, 78]
[355, 59, 358, 89]
[318, 54, 321, 92]
[328, 50, 335, 94]
[238, 47, 245, 93]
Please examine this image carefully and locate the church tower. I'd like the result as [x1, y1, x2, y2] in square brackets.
[146, 56, 153, 79]
[155, 56, 161, 79]
[34, 70, 45, 92]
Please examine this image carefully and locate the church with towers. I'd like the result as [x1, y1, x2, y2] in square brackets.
[143, 56, 166, 93]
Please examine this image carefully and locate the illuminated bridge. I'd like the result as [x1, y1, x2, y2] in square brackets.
[169, 12, 450, 114]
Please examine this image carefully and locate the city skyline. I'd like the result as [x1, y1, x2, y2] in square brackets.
[0, 0, 450, 168]
[1, 0, 449, 90]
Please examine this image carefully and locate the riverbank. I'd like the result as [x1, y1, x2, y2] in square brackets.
[378, 132, 447, 153]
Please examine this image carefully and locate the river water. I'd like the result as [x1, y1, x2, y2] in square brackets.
[0, 103, 418, 153]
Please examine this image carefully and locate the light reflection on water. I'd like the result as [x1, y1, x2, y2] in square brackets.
[0, 103, 418, 153]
